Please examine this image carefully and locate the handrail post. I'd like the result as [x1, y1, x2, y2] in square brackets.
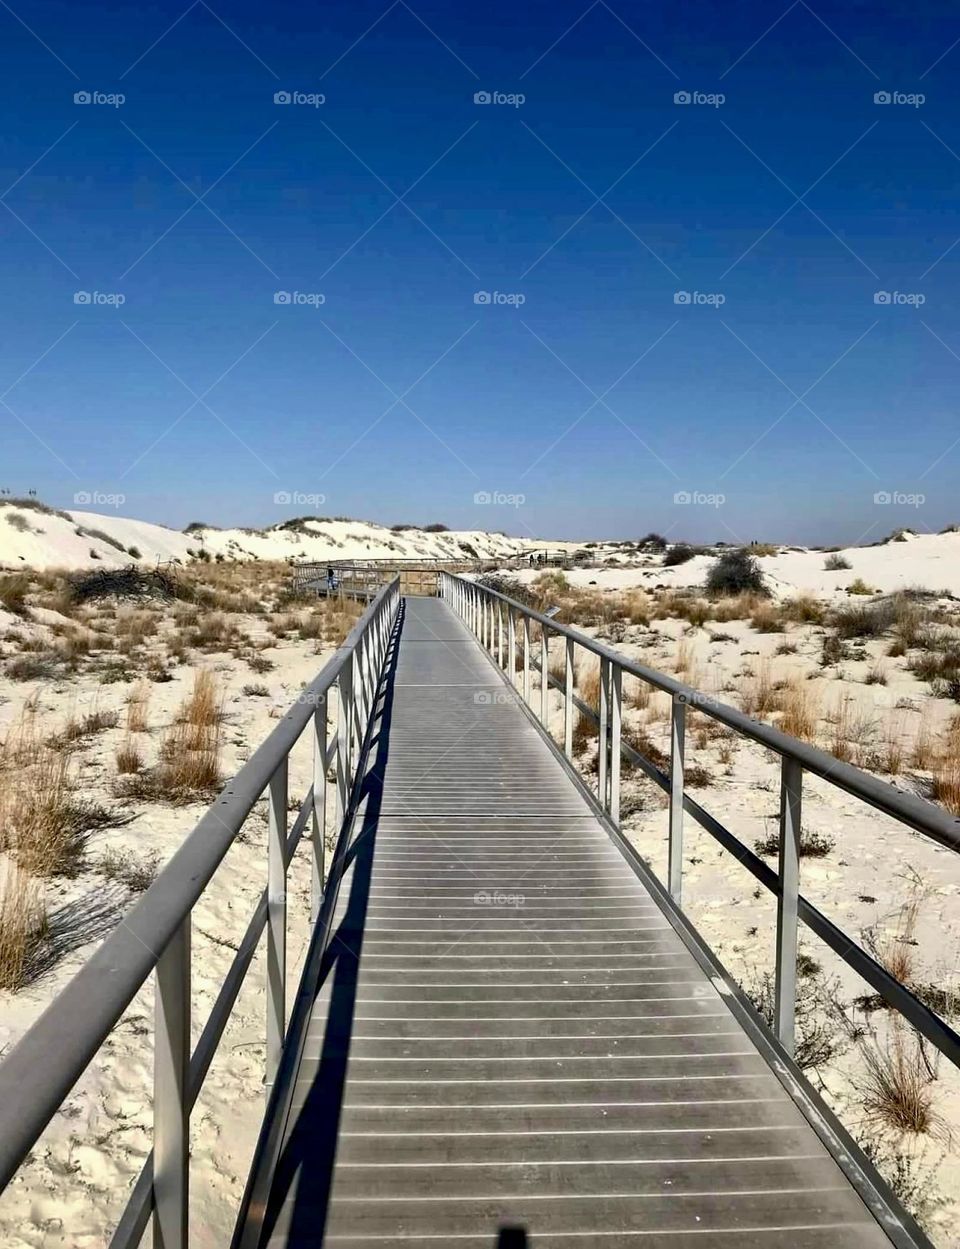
[610, 663, 622, 824]
[153, 916, 190, 1249]
[775, 757, 803, 1056]
[540, 624, 549, 727]
[668, 694, 686, 904]
[497, 602, 504, 668]
[311, 702, 327, 924]
[599, 659, 609, 810]
[266, 758, 288, 1090]
[564, 636, 574, 758]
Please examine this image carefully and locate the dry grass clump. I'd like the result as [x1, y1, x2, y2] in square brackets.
[115, 672, 224, 805]
[624, 676, 651, 710]
[775, 676, 820, 742]
[739, 658, 777, 717]
[931, 721, 960, 814]
[0, 742, 116, 877]
[782, 593, 825, 624]
[572, 664, 602, 750]
[673, 639, 693, 676]
[115, 736, 144, 774]
[749, 601, 784, 633]
[861, 1025, 942, 1137]
[49, 706, 119, 749]
[97, 847, 158, 893]
[0, 870, 48, 991]
[826, 693, 875, 765]
[0, 574, 30, 617]
[710, 591, 768, 623]
[181, 669, 223, 729]
[127, 683, 150, 732]
[7, 653, 59, 681]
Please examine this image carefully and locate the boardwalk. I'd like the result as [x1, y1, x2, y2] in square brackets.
[248, 598, 894, 1248]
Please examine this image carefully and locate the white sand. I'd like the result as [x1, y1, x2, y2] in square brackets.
[0, 502, 578, 572]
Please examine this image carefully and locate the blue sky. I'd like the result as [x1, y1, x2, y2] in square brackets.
[1, 0, 959, 544]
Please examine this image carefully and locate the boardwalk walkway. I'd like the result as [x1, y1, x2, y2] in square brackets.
[247, 597, 895, 1248]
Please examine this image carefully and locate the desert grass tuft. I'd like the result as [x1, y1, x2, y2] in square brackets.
[0, 870, 49, 991]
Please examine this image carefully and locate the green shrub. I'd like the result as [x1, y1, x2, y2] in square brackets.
[706, 549, 769, 597]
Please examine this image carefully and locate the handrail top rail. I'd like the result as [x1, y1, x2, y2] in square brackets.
[447, 573, 960, 855]
[0, 577, 400, 1194]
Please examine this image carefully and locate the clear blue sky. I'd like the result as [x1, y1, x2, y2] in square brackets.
[1, 0, 959, 544]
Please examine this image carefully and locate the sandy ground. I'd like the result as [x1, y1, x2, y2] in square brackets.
[509, 530, 960, 601]
[519, 598, 960, 1246]
[3, 534, 960, 1246]
[0, 586, 347, 1248]
[0, 501, 581, 571]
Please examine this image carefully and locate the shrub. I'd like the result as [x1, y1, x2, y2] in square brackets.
[848, 577, 875, 595]
[423, 523, 449, 532]
[5, 512, 30, 533]
[824, 552, 852, 570]
[705, 549, 769, 598]
[7, 654, 58, 681]
[98, 848, 159, 892]
[754, 827, 834, 857]
[639, 532, 667, 551]
[663, 544, 696, 566]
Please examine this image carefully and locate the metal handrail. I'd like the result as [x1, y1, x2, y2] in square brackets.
[440, 572, 960, 1069]
[0, 577, 401, 1247]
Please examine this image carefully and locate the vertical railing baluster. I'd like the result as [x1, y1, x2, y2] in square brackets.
[337, 662, 353, 826]
[523, 616, 531, 705]
[564, 636, 574, 759]
[610, 663, 622, 824]
[599, 660, 610, 810]
[497, 603, 504, 668]
[311, 703, 327, 924]
[508, 609, 516, 689]
[153, 917, 190, 1249]
[266, 758, 288, 1089]
[668, 694, 686, 904]
[540, 624, 549, 727]
[775, 757, 803, 1056]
